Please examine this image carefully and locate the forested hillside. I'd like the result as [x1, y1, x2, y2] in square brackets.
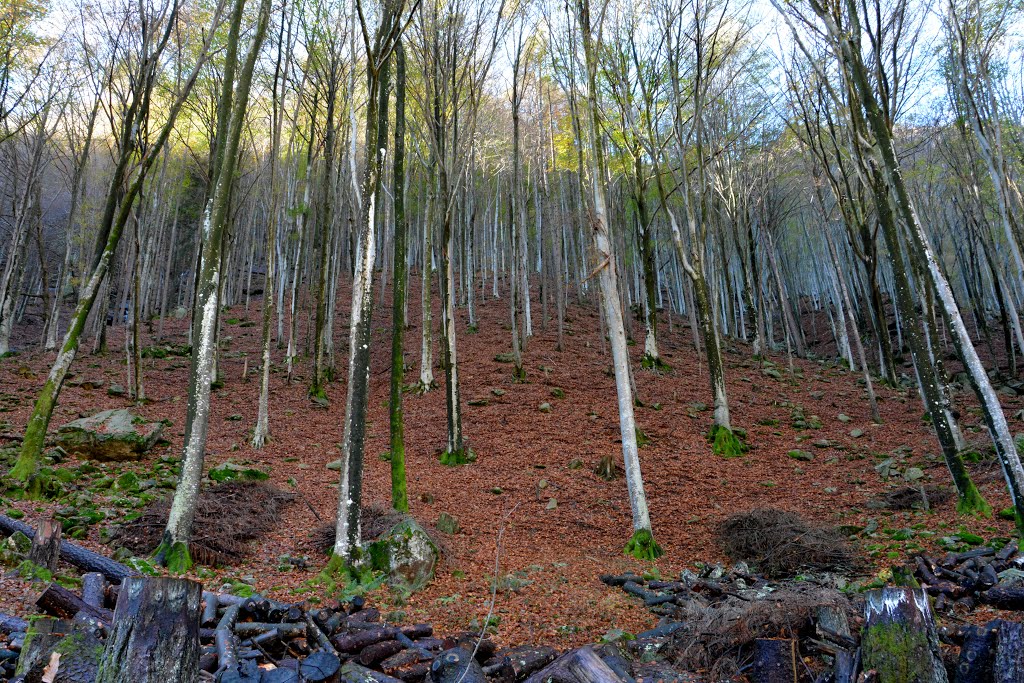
[2, 0, 1024, 677]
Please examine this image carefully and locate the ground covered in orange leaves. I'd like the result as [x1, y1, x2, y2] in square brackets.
[2, 281, 1023, 646]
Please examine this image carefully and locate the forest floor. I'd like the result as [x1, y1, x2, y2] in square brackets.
[1, 281, 1023, 647]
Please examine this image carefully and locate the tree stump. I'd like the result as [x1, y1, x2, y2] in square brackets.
[956, 622, 998, 683]
[522, 646, 626, 683]
[994, 620, 1024, 683]
[27, 517, 61, 574]
[861, 588, 947, 683]
[95, 577, 202, 683]
[752, 639, 797, 683]
[15, 618, 68, 678]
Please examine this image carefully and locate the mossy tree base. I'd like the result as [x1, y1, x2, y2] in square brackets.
[640, 354, 672, 373]
[955, 480, 992, 518]
[2, 471, 62, 501]
[439, 447, 476, 467]
[151, 539, 193, 573]
[411, 380, 438, 395]
[512, 366, 527, 383]
[308, 385, 328, 403]
[708, 424, 748, 457]
[624, 528, 663, 560]
[594, 454, 616, 481]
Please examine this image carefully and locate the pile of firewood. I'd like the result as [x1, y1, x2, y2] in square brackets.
[0, 576, 648, 683]
[912, 541, 1024, 612]
[0, 514, 642, 683]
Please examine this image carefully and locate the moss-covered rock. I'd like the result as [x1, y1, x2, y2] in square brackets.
[55, 409, 163, 462]
[366, 519, 438, 595]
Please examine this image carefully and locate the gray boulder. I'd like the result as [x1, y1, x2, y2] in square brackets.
[56, 409, 163, 462]
[367, 518, 439, 594]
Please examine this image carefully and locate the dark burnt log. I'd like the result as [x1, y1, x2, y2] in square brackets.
[861, 588, 945, 683]
[300, 650, 342, 682]
[0, 514, 134, 582]
[401, 624, 432, 640]
[216, 625, 239, 674]
[262, 667, 301, 683]
[981, 564, 999, 589]
[832, 649, 859, 683]
[996, 542, 1018, 562]
[82, 573, 107, 609]
[751, 639, 798, 683]
[339, 661, 404, 682]
[412, 638, 445, 652]
[306, 614, 338, 656]
[333, 627, 399, 653]
[234, 622, 306, 638]
[27, 517, 61, 573]
[219, 659, 262, 682]
[36, 582, 112, 623]
[429, 648, 486, 683]
[522, 646, 625, 683]
[980, 586, 1024, 610]
[95, 577, 202, 683]
[357, 639, 404, 667]
[201, 591, 219, 626]
[382, 649, 433, 679]
[496, 645, 558, 680]
[953, 548, 995, 564]
[599, 573, 644, 587]
[956, 622, 998, 683]
[594, 644, 636, 683]
[0, 613, 27, 634]
[994, 620, 1024, 683]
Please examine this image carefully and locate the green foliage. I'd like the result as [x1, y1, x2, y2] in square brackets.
[314, 554, 385, 599]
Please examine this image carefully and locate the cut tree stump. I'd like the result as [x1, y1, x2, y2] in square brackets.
[27, 517, 61, 573]
[14, 617, 68, 678]
[861, 588, 947, 683]
[752, 639, 797, 683]
[955, 622, 998, 683]
[522, 646, 626, 683]
[95, 576, 202, 683]
[994, 620, 1024, 683]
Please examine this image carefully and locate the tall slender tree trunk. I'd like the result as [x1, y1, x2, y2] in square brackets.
[577, 0, 661, 560]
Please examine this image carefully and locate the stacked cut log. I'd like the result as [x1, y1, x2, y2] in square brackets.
[0, 578, 599, 683]
[911, 542, 1024, 612]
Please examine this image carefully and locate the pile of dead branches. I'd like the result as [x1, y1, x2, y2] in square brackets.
[715, 508, 856, 577]
[111, 481, 293, 565]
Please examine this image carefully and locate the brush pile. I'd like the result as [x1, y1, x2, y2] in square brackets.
[109, 481, 294, 566]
